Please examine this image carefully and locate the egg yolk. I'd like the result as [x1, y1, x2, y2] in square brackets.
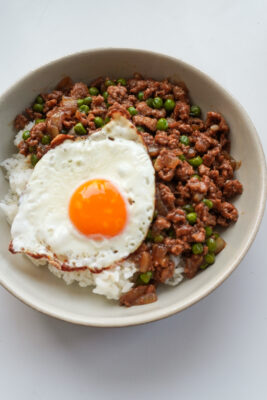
[69, 179, 127, 237]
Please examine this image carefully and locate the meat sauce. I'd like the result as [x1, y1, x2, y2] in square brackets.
[14, 74, 243, 306]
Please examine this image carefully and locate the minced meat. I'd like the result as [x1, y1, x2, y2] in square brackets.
[14, 74, 243, 307]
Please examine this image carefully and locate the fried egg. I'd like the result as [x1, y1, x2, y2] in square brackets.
[10, 115, 155, 271]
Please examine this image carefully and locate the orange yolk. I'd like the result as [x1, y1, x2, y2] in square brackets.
[69, 179, 127, 237]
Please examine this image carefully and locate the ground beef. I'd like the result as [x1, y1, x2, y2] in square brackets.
[43, 99, 58, 113]
[173, 85, 188, 102]
[136, 101, 166, 118]
[155, 131, 168, 145]
[132, 115, 157, 131]
[153, 216, 171, 231]
[128, 79, 148, 94]
[157, 183, 175, 211]
[107, 102, 130, 119]
[154, 149, 180, 181]
[219, 201, 238, 222]
[107, 85, 128, 103]
[70, 82, 88, 99]
[14, 114, 28, 131]
[194, 134, 211, 153]
[14, 74, 243, 307]
[167, 208, 186, 225]
[206, 111, 229, 133]
[176, 161, 194, 183]
[194, 202, 217, 226]
[191, 227, 206, 243]
[223, 179, 243, 198]
[173, 101, 190, 121]
[46, 90, 63, 102]
[165, 237, 190, 255]
[187, 176, 208, 195]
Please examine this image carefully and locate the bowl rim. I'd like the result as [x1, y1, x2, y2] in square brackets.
[0, 47, 266, 327]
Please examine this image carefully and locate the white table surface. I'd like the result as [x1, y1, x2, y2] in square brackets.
[0, 1, 266, 399]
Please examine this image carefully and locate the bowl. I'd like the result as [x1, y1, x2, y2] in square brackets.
[0, 48, 266, 327]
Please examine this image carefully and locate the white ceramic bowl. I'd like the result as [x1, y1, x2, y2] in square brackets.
[0, 48, 266, 327]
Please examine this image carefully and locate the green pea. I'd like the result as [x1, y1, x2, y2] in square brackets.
[206, 237, 216, 253]
[104, 117, 110, 124]
[41, 135, 51, 145]
[22, 130, 30, 140]
[179, 154, 186, 161]
[186, 212, 197, 224]
[200, 262, 209, 270]
[77, 99, 84, 107]
[31, 154, 39, 166]
[74, 122, 87, 135]
[137, 126, 145, 132]
[205, 226, 213, 238]
[36, 95, 44, 104]
[146, 98, 154, 107]
[33, 103, 43, 113]
[105, 80, 115, 87]
[156, 118, 168, 131]
[203, 198, 213, 209]
[180, 135, 190, 146]
[190, 105, 201, 117]
[102, 91, 108, 101]
[83, 97, 92, 105]
[89, 87, 99, 96]
[153, 97, 163, 109]
[205, 252, 215, 265]
[154, 234, 164, 243]
[192, 174, 201, 180]
[35, 119, 45, 124]
[183, 204, 194, 213]
[146, 230, 154, 241]
[117, 78, 127, 86]
[138, 91, 144, 101]
[79, 104, 89, 114]
[94, 117, 104, 128]
[188, 156, 203, 167]
[140, 271, 153, 284]
[128, 106, 138, 116]
[192, 243, 204, 255]
[164, 98, 176, 112]
[28, 146, 35, 153]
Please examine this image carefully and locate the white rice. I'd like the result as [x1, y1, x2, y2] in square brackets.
[0, 123, 184, 300]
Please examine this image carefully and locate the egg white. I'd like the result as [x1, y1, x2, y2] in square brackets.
[10, 115, 155, 271]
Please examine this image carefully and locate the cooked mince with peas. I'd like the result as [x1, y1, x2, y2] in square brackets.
[14, 74, 243, 307]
